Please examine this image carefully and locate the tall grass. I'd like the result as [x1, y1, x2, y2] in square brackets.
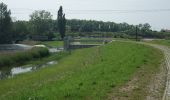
[0, 47, 49, 67]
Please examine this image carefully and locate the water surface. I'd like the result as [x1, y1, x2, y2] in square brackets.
[0, 61, 58, 80]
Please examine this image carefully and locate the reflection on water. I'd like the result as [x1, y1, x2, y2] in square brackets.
[0, 61, 58, 80]
[49, 47, 64, 53]
[0, 44, 64, 53]
[0, 44, 32, 52]
[11, 66, 33, 75]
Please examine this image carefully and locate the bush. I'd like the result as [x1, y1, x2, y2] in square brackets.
[0, 47, 49, 67]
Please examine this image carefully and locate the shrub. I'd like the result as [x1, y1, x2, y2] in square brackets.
[0, 47, 49, 67]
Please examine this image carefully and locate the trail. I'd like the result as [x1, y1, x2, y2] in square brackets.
[117, 40, 170, 99]
[142, 43, 170, 100]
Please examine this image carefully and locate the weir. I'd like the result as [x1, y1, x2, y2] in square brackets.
[64, 37, 110, 50]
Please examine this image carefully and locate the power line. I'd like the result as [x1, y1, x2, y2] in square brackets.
[65, 9, 170, 12]
[11, 8, 170, 11]
[10, 8, 170, 15]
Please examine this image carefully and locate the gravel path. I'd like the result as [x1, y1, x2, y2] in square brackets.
[142, 43, 170, 100]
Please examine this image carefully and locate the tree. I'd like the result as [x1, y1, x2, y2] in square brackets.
[138, 23, 151, 38]
[13, 21, 29, 42]
[57, 6, 66, 40]
[0, 2, 13, 44]
[29, 10, 54, 40]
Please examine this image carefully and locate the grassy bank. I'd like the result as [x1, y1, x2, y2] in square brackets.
[147, 39, 170, 47]
[0, 41, 163, 100]
[0, 47, 49, 67]
[40, 41, 63, 47]
[27, 51, 69, 66]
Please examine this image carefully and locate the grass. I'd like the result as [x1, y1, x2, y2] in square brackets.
[26, 51, 69, 66]
[0, 47, 49, 67]
[40, 41, 63, 47]
[147, 39, 170, 47]
[0, 41, 163, 100]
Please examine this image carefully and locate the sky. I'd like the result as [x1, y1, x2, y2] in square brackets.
[1, 0, 170, 31]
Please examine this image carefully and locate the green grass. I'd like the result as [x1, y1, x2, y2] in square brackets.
[0, 47, 49, 67]
[40, 41, 63, 47]
[26, 51, 69, 66]
[147, 39, 170, 47]
[0, 41, 162, 100]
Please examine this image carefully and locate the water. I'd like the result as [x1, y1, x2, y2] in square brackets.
[11, 66, 33, 75]
[0, 44, 32, 51]
[0, 44, 64, 53]
[49, 47, 64, 53]
[0, 61, 58, 80]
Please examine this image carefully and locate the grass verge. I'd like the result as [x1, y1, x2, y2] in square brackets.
[146, 39, 170, 47]
[0, 41, 163, 100]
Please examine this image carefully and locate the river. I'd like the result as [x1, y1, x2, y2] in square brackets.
[0, 44, 63, 80]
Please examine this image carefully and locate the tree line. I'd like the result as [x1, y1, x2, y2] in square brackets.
[0, 2, 66, 44]
[0, 2, 170, 44]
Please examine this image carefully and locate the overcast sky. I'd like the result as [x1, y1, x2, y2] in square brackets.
[1, 0, 170, 30]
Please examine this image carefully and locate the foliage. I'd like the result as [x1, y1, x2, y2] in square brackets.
[11, 18, 170, 40]
[1, 3, 169, 42]
[0, 2, 13, 44]
[13, 21, 29, 42]
[29, 10, 55, 40]
[66, 19, 154, 38]
[0, 47, 49, 67]
[57, 6, 66, 40]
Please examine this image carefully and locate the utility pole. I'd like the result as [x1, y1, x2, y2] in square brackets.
[135, 26, 138, 41]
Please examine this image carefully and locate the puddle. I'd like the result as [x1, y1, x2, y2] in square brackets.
[0, 61, 58, 80]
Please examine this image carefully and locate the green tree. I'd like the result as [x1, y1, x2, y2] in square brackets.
[29, 10, 54, 40]
[13, 21, 29, 42]
[57, 6, 66, 40]
[0, 2, 13, 44]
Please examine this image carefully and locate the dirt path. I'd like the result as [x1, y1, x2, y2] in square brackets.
[142, 43, 170, 100]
